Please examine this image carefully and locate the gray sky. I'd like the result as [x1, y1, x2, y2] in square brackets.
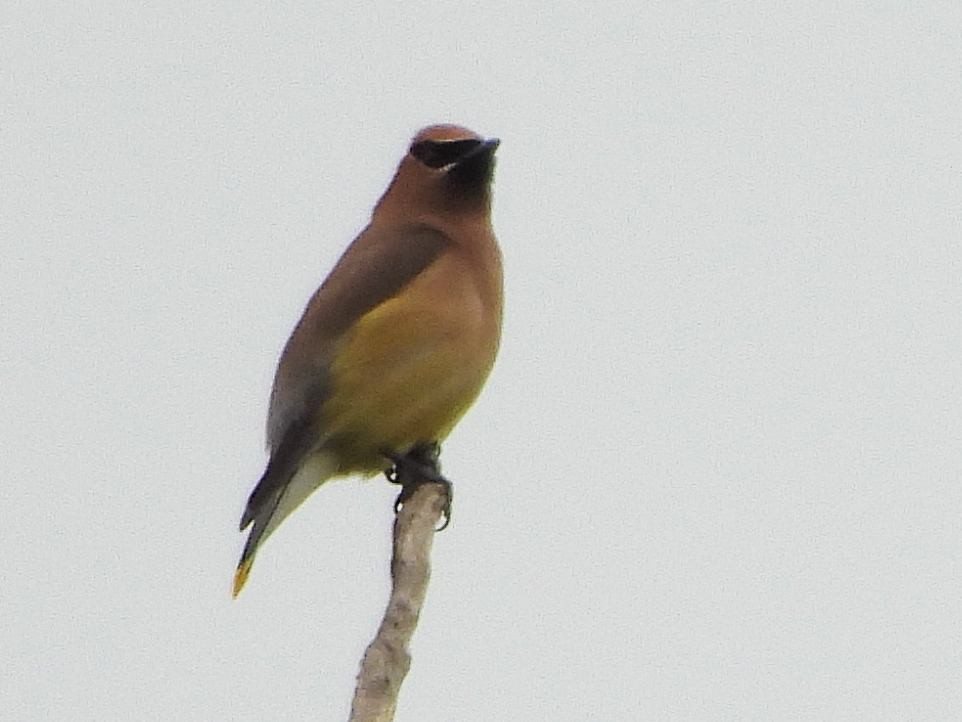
[3, 2, 961, 720]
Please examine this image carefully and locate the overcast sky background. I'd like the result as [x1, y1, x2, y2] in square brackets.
[3, 2, 961, 720]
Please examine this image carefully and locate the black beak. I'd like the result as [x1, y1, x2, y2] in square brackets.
[462, 137, 500, 161]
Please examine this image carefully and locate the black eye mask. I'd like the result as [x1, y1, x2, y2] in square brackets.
[409, 139, 482, 169]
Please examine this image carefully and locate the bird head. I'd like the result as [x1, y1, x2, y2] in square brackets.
[377, 125, 500, 217]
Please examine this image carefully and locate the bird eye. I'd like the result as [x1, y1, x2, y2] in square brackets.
[410, 139, 482, 169]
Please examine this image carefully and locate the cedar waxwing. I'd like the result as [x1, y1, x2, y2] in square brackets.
[233, 124, 502, 596]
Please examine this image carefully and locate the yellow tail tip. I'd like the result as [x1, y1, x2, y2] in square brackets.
[233, 559, 253, 598]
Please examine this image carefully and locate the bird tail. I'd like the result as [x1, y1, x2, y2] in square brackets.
[233, 450, 337, 597]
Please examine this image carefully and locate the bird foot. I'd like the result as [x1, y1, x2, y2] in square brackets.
[383, 442, 452, 531]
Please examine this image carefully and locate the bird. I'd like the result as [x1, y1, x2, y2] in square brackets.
[233, 124, 503, 597]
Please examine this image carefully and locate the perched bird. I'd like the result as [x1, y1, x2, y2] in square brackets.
[233, 124, 503, 596]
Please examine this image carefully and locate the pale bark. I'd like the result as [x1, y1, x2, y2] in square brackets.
[348, 481, 447, 722]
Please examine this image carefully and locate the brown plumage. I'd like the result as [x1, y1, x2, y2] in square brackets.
[233, 124, 502, 595]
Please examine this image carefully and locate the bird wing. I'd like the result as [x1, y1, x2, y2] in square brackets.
[240, 223, 451, 530]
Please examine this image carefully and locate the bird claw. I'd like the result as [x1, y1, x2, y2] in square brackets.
[392, 478, 452, 531]
[384, 443, 452, 531]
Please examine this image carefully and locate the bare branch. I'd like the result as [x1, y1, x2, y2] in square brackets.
[348, 481, 447, 722]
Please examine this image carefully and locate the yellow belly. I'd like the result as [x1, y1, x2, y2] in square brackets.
[320, 258, 498, 473]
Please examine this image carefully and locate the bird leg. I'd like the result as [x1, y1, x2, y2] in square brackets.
[383, 442, 452, 530]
